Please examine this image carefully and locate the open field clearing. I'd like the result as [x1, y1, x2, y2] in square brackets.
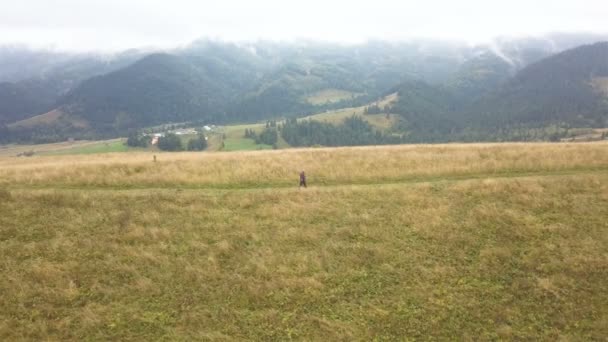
[214, 93, 400, 149]
[41, 140, 130, 155]
[1, 142, 607, 189]
[304, 109, 399, 129]
[305, 89, 362, 105]
[302, 92, 399, 129]
[0, 142, 607, 339]
[0, 139, 127, 157]
[561, 128, 608, 142]
[222, 138, 273, 152]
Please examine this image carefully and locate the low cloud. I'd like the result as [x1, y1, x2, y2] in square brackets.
[0, 0, 607, 51]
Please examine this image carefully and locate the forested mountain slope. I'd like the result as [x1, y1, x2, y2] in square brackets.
[467, 42, 608, 129]
[2, 36, 608, 143]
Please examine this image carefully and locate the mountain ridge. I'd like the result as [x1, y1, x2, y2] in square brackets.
[2, 36, 608, 144]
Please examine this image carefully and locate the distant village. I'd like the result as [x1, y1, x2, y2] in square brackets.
[148, 125, 214, 146]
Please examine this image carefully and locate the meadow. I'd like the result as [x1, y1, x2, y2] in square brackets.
[0, 139, 126, 158]
[222, 138, 272, 151]
[41, 140, 129, 155]
[305, 89, 362, 105]
[302, 92, 400, 129]
[0, 142, 607, 340]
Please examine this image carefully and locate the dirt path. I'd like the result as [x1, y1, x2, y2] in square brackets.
[5, 167, 608, 193]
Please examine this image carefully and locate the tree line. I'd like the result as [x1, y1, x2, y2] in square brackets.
[126, 131, 208, 151]
[279, 116, 402, 147]
[243, 120, 279, 147]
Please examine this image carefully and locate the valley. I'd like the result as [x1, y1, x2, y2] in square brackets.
[2, 37, 608, 146]
[3, 3, 608, 341]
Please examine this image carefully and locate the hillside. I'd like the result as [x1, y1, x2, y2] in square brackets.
[389, 79, 454, 135]
[1, 142, 607, 339]
[36, 41, 471, 136]
[0, 50, 148, 130]
[226, 40, 473, 121]
[58, 53, 251, 133]
[468, 42, 608, 129]
[0, 81, 56, 124]
[381, 42, 608, 142]
[443, 52, 513, 104]
[3, 37, 608, 144]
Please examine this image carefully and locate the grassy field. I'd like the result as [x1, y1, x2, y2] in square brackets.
[303, 92, 400, 129]
[42, 140, 130, 155]
[214, 123, 275, 151]
[305, 89, 362, 105]
[222, 138, 273, 152]
[0, 139, 129, 157]
[1, 142, 607, 340]
[207, 92, 400, 152]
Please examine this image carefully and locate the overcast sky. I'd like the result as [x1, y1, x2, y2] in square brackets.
[1, 0, 607, 51]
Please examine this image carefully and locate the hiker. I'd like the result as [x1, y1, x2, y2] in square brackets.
[299, 170, 307, 188]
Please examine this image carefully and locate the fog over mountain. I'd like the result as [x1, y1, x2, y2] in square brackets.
[1, 33, 607, 144]
[2, 3, 608, 341]
[1, 1, 608, 145]
[1, 0, 607, 51]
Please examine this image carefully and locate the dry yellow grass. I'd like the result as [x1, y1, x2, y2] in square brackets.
[1, 142, 608, 339]
[302, 92, 399, 129]
[1, 141, 607, 189]
[1, 172, 607, 339]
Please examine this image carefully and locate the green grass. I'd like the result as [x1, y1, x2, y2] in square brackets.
[222, 138, 273, 151]
[215, 123, 274, 151]
[222, 123, 265, 139]
[42, 140, 129, 155]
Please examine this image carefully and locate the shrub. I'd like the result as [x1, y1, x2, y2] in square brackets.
[157, 133, 183, 151]
[187, 135, 208, 151]
[126, 131, 149, 148]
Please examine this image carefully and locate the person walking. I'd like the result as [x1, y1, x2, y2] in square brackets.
[299, 170, 307, 188]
